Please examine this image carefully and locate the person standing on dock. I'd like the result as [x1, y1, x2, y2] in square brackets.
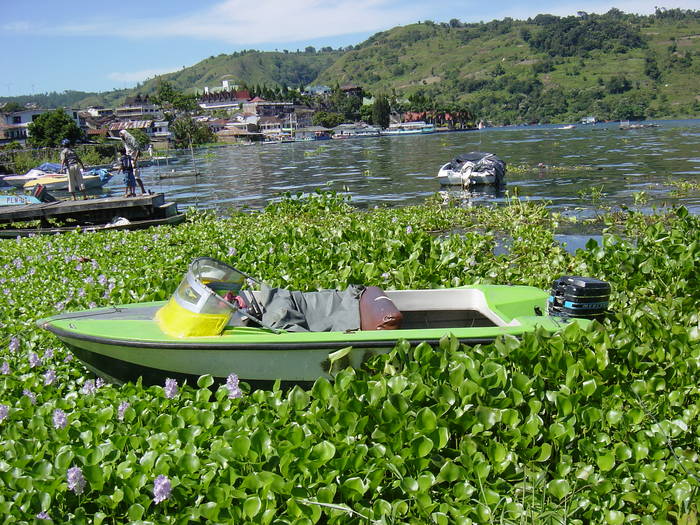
[119, 129, 147, 195]
[118, 148, 137, 197]
[60, 139, 88, 200]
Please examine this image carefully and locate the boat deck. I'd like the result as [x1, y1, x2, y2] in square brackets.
[0, 193, 180, 231]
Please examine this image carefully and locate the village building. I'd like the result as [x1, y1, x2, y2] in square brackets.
[114, 95, 161, 120]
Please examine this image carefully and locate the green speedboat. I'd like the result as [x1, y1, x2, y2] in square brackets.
[39, 258, 609, 389]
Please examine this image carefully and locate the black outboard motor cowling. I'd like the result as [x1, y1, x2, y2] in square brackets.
[549, 276, 610, 320]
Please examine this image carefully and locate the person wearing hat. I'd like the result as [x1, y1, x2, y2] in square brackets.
[60, 139, 88, 200]
[119, 129, 147, 195]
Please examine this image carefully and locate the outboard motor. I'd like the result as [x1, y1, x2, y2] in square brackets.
[32, 184, 57, 203]
[549, 276, 610, 320]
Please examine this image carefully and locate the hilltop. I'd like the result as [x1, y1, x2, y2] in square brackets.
[2, 9, 699, 124]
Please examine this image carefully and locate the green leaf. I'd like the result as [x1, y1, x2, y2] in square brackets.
[411, 436, 434, 458]
[127, 503, 145, 521]
[197, 375, 214, 388]
[416, 407, 437, 433]
[547, 479, 571, 500]
[605, 510, 625, 525]
[596, 452, 615, 472]
[178, 453, 201, 473]
[310, 441, 336, 464]
[244, 496, 262, 518]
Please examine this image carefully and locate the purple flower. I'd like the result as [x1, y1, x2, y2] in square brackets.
[96, 378, 106, 389]
[44, 369, 57, 386]
[0, 404, 8, 422]
[81, 380, 96, 395]
[67, 466, 87, 495]
[9, 337, 19, 353]
[29, 352, 42, 368]
[44, 348, 54, 360]
[226, 373, 242, 399]
[117, 401, 130, 421]
[164, 378, 178, 399]
[228, 247, 236, 256]
[153, 474, 172, 504]
[1, 361, 9, 375]
[23, 389, 36, 405]
[53, 409, 68, 429]
[405, 225, 413, 234]
[64, 353, 73, 363]
[36, 511, 51, 521]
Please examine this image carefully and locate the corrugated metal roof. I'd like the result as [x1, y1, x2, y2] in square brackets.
[107, 121, 151, 131]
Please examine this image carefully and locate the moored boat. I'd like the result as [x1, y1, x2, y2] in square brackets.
[39, 258, 609, 389]
[437, 152, 507, 187]
[3, 162, 63, 188]
[0, 194, 41, 206]
[23, 169, 112, 191]
[383, 121, 436, 135]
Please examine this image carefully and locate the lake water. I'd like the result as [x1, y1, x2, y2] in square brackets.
[132, 119, 700, 218]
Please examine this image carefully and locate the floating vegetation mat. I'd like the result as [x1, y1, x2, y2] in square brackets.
[1, 192, 698, 523]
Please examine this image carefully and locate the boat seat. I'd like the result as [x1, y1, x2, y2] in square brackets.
[360, 286, 403, 330]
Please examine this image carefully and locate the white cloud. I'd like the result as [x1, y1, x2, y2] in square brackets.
[107, 68, 177, 84]
[48, 0, 423, 44]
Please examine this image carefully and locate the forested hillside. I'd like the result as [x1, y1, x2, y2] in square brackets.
[2, 9, 699, 124]
[317, 8, 700, 123]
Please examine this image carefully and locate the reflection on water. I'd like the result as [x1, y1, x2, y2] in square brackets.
[109, 119, 700, 218]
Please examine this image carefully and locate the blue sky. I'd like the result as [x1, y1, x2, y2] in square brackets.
[1, 1, 695, 97]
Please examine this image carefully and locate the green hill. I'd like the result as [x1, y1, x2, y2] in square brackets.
[2, 9, 699, 124]
[317, 9, 700, 122]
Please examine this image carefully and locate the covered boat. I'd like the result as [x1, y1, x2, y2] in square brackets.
[437, 152, 506, 187]
[3, 162, 63, 188]
[23, 169, 112, 191]
[39, 258, 608, 389]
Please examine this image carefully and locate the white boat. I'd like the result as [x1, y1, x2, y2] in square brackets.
[383, 121, 436, 136]
[3, 162, 63, 188]
[23, 169, 112, 192]
[437, 152, 507, 187]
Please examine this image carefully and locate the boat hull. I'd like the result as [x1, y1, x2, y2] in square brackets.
[39, 285, 575, 387]
[23, 173, 110, 191]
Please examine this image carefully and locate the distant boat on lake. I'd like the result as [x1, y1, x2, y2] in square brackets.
[383, 121, 436, 136]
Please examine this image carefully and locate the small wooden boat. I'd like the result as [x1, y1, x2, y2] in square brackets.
[438, 152, 506, 187]
[39, 258, 608, 389]
[23, 169, 112, 191]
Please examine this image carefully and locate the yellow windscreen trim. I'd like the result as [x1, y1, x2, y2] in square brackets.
[155, 297, 230, 338]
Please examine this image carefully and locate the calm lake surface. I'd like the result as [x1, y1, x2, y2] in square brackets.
[133, 119, 700, 219]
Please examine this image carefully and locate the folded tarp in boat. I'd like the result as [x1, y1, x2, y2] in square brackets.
[259, 285, 363, 332]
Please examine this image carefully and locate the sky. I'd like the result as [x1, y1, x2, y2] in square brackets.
[1, 1, 697, 98]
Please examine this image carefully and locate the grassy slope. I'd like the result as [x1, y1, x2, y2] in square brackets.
[317, 17, 700, 118]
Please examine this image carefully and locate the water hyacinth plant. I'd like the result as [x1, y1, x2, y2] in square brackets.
[0, 193, 698, 522]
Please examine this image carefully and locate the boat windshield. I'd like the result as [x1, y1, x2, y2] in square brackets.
[175, 257, 253, 315]
[156, 257, 265, 337]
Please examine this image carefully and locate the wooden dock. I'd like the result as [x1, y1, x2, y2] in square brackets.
[0, 193, 184, 235]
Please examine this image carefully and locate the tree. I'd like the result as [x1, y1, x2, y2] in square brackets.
[151, 81, 198, 113]
[27, 109, 83, 148]
[170, 117, 216, 148]
[312, 111, 345, 128]
[129, 129, 151, 150]
[372, 95, 391, 128]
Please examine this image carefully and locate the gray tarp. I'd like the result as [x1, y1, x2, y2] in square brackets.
[259, 285, 363, 332]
